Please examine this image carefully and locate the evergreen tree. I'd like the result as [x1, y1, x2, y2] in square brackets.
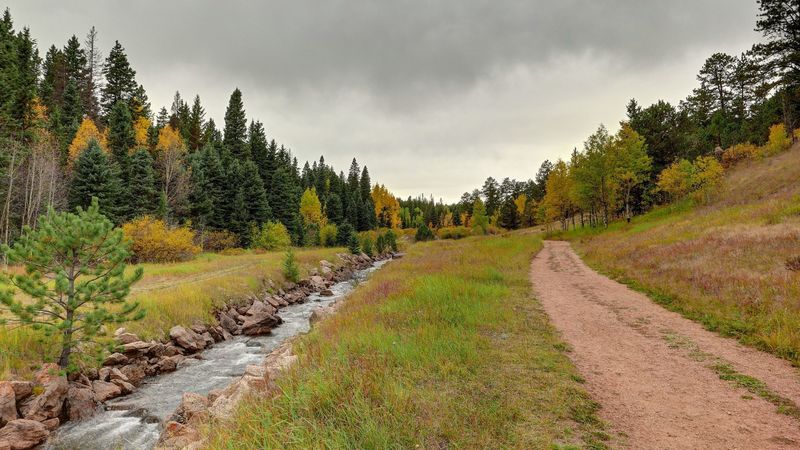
[326, 192, 343, 224]
[68, 141, 123, 223]
[107, 100, 135, 164]
[100, 40, 137, 120]
[223, 88, 249, 159]
[126, 148, 157, 218]
[498, 197, 521, 230]
[240, 159, 271, 225]
[187, 95, 205, 151]
[248, 120, 268, 168]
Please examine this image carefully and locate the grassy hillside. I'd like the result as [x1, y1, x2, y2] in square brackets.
[560, 143, 800, 364]
[205, 233, 608, 449]
[0, 247, 344, 379]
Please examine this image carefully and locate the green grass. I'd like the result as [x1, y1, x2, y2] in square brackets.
[205, 234, 608, 449]
[551, 143, 800, 365]
[0, 247, 344, 379]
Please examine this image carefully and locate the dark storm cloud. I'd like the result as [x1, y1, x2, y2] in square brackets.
[4, 0, 761, 200]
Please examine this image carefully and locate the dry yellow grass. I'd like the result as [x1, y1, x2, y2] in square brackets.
[0, 247, 344, 379]
[565, 142, 800, 364]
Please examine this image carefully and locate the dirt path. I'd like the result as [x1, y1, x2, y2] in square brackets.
[530, 240, 800, 449]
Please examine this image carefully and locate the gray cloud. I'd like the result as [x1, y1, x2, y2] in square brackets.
[5, 0, 761, 200]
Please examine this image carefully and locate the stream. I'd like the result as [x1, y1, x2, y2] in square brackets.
[46, 259, 388, 450]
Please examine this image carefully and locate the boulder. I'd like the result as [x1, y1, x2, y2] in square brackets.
[108, 368, 129, 383]
[119, 364, 147, 386]
[20, 364, 67, 422]
[156, 355, 184, 373]
[66, 384, 97, 421]
[0, 419, 49, 450]
[91, 380, 122, 402]
[201, 332, 215, 347]
[7, 383, 31, 402]
[320, 265, 332, 275]
[241, 311, 282, 336]
[115, 332, 140, 345]
[157, 421, 202, 450]
[309, 275, 326, 291]
[264, 296, 280, 308]
[40, 418, 59, 431]
[169, 326, 206, 353]
[207, 326, 224, 342]
[309, 306, 335, 326]
[217, 311, 238, 334]
[320, 259, 333, 268]
[174, 392, 208, 424]
[0, 383, 17, 427]
[111, 379, 135, 395]
[319, 289, 334, 297]
[103, 352, 129, 366]
[246, 301, 276, 317]
[122, 340, 153, 354]
[146, 343, 166, 357]
[97, 368, 111, 382]
[162, 345, 183, 357]
[190, 324, 207, 335]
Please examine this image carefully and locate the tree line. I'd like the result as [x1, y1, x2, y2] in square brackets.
[0, 8, 396, 251]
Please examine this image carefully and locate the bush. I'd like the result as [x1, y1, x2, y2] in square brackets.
[361, 235, 374, 257]
[415, 223, 435, 242]
[283, 248, 300, 282]
[384, 229, 398, 252]
[251, 221, 291, 250]
[437, 226, 471, 240]
[122, 216, 200, 263]
[787, 256, 800, 272]
[721, 143, 757, 168]
[320, 224, 338, 247]
[376, 234, 387, 254]
[220, 247, 246, 256]
[201, 230, 239, 252]
[761, 123, 792, 157]
[303, 223, 320, 247]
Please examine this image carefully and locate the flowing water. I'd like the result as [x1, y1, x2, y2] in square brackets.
[47, 259, 388, 450]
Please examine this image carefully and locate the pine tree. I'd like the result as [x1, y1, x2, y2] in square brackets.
[223, 88, 249, 159]
[82, 26, 102, 121]
[326, 192, 343, 224]
[100, 40, 137, 120]
[0, 198, 144, 370]
[107, 100, 135, 164]
[68, 141, 123, 223]
[249, 120, 268, 168]
[187, 95, 205, 151]
[498, 196, 521, 230]
[126, 148, 157, 218]
[240, 159, 271, 225]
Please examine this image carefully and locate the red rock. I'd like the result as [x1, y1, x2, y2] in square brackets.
[103, 352, 128, 366]
[0, 383, 17, 427]
[40, 418, 59, 431]
[115, 332, 140, 345]
[66, 385, 97, 421]
[7, 383, 31, 402]
[91, 380, 122, 402]
[119, 364, 146, 386]
[0, 419, 49, 450]
[20, 364, 67, 422]
[169, 326, 206, 353]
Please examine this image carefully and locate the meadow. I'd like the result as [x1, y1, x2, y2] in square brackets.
[0, 247, 344, 379]
[205, 232, 608, 449]
[556, 143, 800, 364]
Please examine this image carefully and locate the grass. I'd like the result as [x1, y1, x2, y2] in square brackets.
[553, 142, 800, 365]
[205, 233, 608, 449]
[0, 247, 344, 379]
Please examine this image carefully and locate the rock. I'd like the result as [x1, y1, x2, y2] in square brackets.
[103, 353, 128, 366]
[275, 296, 289, 307]
[190, 324, 207, 335]
[7, 383, 31, 402]
[146, 343, 166, 357]
[264, 296, 280, 308]
[207, 326, 224, 342]
[169, 326, 206, 353]
[0, 383, 17, 427]
[97, 368, 111, 382]
[111, 379, 135, 395]
[119, 364, 147, 386]
[108, 368, 129, 383]
[122, 340, 153, 353]
[115, 332, 140, 345]
[0, 419, 49, 449]
[20, 364, 67, 422]
[220, 328, 233, 341]
[320, 259, 333, 268]
[246, 300, 276, 317]
[41, 418, 59, 431]
[162, 345, 183, 357]
[319, 289, 334, 297]
[309, 275, 326, 291]
[66, 385, 97, 421]
[175, 392, 208, 424]
[309, 306, 335, 326]
[320, 265, 332, 275]
[158, 421, 202, 450]
[201, 332, 215, 347]
[91, 380, 122, 402]
[217, 311, 238, 334]
[156, 355, 183, 373]
[241, 311, 282, 336]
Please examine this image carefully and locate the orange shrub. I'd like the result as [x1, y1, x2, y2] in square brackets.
[122, 216, 201, 263]
[201, 230, 239, 252]
[721, 143, 758, 168]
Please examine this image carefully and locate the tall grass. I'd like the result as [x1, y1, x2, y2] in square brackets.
[206, 234, 608, 449]
[561, 143, 800, 365]
[0, 247, 344, 379]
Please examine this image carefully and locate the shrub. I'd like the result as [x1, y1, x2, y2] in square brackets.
[361, 235, 374, 257]
[437, 226, 471, 240]
[220, 247, 246, 256]
[251, 221, 291, 250]
[721, 143, 758, 168]
[376, 234, 387, 254]
[415, 223, 435, 242]
[761, 123, 792, 157]
[201, 230, 239, 252]
[122, 216, 200, 263]
[787, 256, 800, 272]
[320, 224, 338, 247]
[303, 223, 320, 247]
[283, 248, 300, 282]
[384, 229, 398, 252]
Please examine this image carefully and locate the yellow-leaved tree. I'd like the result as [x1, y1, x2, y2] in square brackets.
[762, 123, 792, 157]
[133, 116, 152, 148]
[68, 118, 107, 164]
[542, 159, 575, 230]
[156, 125, 189, 213]
[371, 184, 401, 228]
[299, 187, 324, 226]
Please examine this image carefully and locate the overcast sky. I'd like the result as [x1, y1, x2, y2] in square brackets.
[5, 0, 761, 202]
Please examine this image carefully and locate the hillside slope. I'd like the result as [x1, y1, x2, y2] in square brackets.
[568, 142, 800, 364]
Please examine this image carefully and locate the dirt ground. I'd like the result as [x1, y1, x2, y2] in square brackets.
[530, 240, 800, 449]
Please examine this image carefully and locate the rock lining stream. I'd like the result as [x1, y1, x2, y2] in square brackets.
[45, 259, 388, 450]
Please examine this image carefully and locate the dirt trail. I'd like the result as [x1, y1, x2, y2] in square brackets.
[530, 240, 800, 449]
